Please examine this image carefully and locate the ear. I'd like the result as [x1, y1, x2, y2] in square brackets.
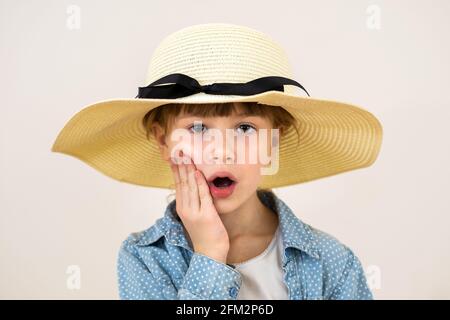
[151, 123, 170, 162]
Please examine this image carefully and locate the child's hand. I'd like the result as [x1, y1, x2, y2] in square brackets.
[170, 151, 230, 264]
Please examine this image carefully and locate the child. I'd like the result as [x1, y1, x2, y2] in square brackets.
[51, 23, 383, 300]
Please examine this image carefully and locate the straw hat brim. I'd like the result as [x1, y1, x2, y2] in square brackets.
[51, 90, 383, 189]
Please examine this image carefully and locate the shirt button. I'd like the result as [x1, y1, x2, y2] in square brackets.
[229, 287, 238, 297]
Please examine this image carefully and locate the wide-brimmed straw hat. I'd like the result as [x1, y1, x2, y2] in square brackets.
[51, 23, 383, 189]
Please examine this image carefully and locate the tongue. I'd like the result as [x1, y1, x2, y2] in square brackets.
[213, 177, 233, 188]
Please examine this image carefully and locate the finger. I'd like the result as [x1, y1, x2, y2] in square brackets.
[185, 156, 200, 214]
[195, 169, 214, 211]
[178, 154, 190, 209]
[170, 161, 183, 210]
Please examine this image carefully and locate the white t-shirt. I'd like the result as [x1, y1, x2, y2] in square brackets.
[232, 226, 289, 299]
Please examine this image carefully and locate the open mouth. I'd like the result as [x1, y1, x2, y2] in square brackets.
[207, 172, 238, 198]
[211, 176, 235, 188]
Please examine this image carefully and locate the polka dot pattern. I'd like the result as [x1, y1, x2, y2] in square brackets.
[117, 190, 373, 300]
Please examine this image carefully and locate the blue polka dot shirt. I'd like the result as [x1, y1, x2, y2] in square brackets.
[117, 190, 373, 300]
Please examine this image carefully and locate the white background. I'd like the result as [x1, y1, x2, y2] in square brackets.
[1, 0, 449, 299]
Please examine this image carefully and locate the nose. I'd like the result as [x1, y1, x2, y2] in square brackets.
[212, 152, 234, 164]
[210, 136, 235, 164]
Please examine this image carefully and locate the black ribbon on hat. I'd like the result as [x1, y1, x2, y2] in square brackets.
[135, 73, 310, 99]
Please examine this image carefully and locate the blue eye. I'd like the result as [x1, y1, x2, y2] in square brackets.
[188, 123, 207, 134]
[236, 123, 256, 135]
[187, 123, 257, 135]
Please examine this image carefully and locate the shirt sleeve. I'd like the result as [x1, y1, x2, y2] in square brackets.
[117, 238, 242, 300]
[327, 248, 374, 300]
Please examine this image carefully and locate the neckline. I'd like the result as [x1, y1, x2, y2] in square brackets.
[232, 225, 280, 268]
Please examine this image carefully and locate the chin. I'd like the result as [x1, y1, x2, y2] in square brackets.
[212, 198, 239, 215]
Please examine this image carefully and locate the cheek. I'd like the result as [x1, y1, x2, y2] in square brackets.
[262, 129, 275, 154]
[191, 147, 206, 165]
[237, 165, 263, 189]
[166, 134, 195, 161]
[243, 132, 273, 165]
[167, 136, 208, 166]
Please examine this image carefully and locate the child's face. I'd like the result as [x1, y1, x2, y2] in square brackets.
[154, 104, 276, 214]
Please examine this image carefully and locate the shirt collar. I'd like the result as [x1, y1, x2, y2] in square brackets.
[134, 190, 320, 259]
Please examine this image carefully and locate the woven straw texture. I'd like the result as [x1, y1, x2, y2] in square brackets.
[51, 23, 383, 189]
